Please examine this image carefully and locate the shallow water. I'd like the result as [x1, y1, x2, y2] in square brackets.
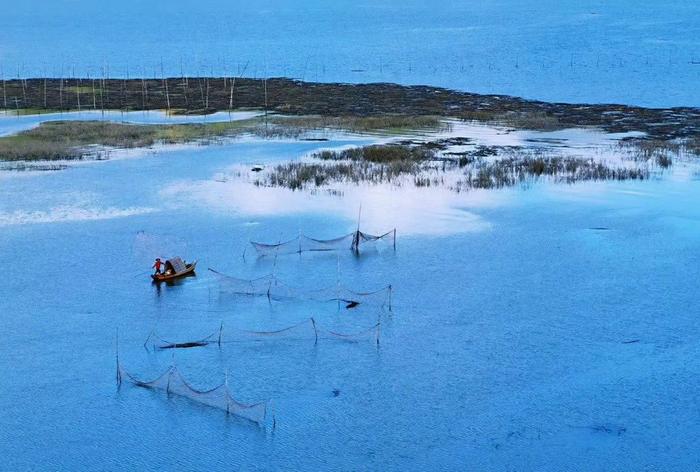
[3, 1, 700, 107]
[1, 123, 700, 470]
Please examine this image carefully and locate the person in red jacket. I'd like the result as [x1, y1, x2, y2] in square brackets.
[152, 258, 164, 275]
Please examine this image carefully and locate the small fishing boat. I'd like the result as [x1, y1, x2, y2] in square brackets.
[152, 257, 197, 283]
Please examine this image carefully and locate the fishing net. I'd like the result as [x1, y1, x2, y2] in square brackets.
[117, 363, 268, 425]
[250, 230, 395, 257]
[144, 318, 381, 350]
[209, 269, 392, 309]
[131, 231, 189, 265]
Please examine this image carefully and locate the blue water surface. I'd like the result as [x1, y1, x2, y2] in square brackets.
[1, 127, 700, 470]
[2, 0, 700, 106]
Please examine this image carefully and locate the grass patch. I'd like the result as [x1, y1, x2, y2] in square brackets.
[0, 120, 253, 161]
[65, 86, 98, 95]
[313, 144, 435, 163]
[458, 155, 648, 190]
[0, 108, 64, 116]
[495, 111, 566, 131]
[253, 143, 651, 192]
[0, 114, 447, 162]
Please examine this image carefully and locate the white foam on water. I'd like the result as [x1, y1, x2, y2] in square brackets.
[0, 205, 157, 226]
[160, 177, 501, 236]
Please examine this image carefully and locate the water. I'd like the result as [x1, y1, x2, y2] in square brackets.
[1, 118, 700, 470]
[3, 0, 700, 107]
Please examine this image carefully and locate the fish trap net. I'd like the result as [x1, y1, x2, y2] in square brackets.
[117, 363, 269, 426]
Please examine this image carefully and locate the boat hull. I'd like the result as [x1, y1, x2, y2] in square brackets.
[151, 261, 197, 283]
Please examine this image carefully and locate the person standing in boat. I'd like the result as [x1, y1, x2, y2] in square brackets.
[152, 258, 164, 275]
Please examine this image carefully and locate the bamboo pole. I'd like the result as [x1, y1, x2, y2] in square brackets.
[91, 76, 97, 109]
[2, 65, 8, 112]
[198, 75, 205, 108]
[141, 74, 146, 110]
[76, 77, 81, 112]
[263, 77, 268, 128]
[19, 66, 27, 106]
[161, 60, 170, 113]
[100, 65, 105, 117]
[180, 59, 188, 109]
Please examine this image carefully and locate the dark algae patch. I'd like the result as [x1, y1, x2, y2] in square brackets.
[3, 77, 700, 140]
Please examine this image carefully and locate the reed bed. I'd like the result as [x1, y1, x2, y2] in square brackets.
[0, 115, 446, 162]
[254, 143, 652, 192]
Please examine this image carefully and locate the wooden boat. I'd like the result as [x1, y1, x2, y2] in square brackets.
[152, 257, 197, 282]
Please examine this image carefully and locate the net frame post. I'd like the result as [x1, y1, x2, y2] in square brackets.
[388, 285, 393, 311]
[115, 328, 122, 387]
[310, 317, 318, 345]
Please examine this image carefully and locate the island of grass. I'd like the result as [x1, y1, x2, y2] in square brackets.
[0, 115, 446, 161]
[2, 76, 700, 140]
[253, 143, 652, 192]
[0, 76, 698, 191]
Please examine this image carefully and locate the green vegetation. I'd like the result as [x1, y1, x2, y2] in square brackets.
[457, 155, 648, 190]
[0, 115, 447, 162]
[495, 111, 565, 131]
[65, 86, 98, 95]
[0, 120, 250, 161]
[1, 108, 64, 116]
[254, 143, 651, 192]
[2, 77, 699, 143]
[314, 144, 435, 163]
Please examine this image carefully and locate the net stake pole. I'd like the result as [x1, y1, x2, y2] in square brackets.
[218, 321, 224, 348]
[393, 228, 396, 251]
[271, 402, 277, 432]
[269, 234, 282, 303]
[354, 204, 362, 254]
[143, 328, 154, 353]
[376, 322, 381, 348]
[336, 255, 341, 310]
[389, 284, 393, 312]
[311, 317, 318, 345]
[115, 327, 121, 387]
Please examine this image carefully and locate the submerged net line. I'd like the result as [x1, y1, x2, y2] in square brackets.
[144, 318, 381, 351]
[249, 229, 396, 257]
[117, 363, 269, 425]
[209, 268, 392, 309]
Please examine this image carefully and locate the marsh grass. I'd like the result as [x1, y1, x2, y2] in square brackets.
[254, 143, 651, 192]
[457, 155, 648, 190]
[0, 115, 445, 162]
[495, 111, 566, 131]
[314, 144, 436, 163]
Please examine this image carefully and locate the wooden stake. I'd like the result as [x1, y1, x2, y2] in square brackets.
[263, 77, 268, 127]
[76, 78, 81, 112]
[100, 66, 105, 117]
[2, 65, 8, 111]
[161, 60, 171, 113]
